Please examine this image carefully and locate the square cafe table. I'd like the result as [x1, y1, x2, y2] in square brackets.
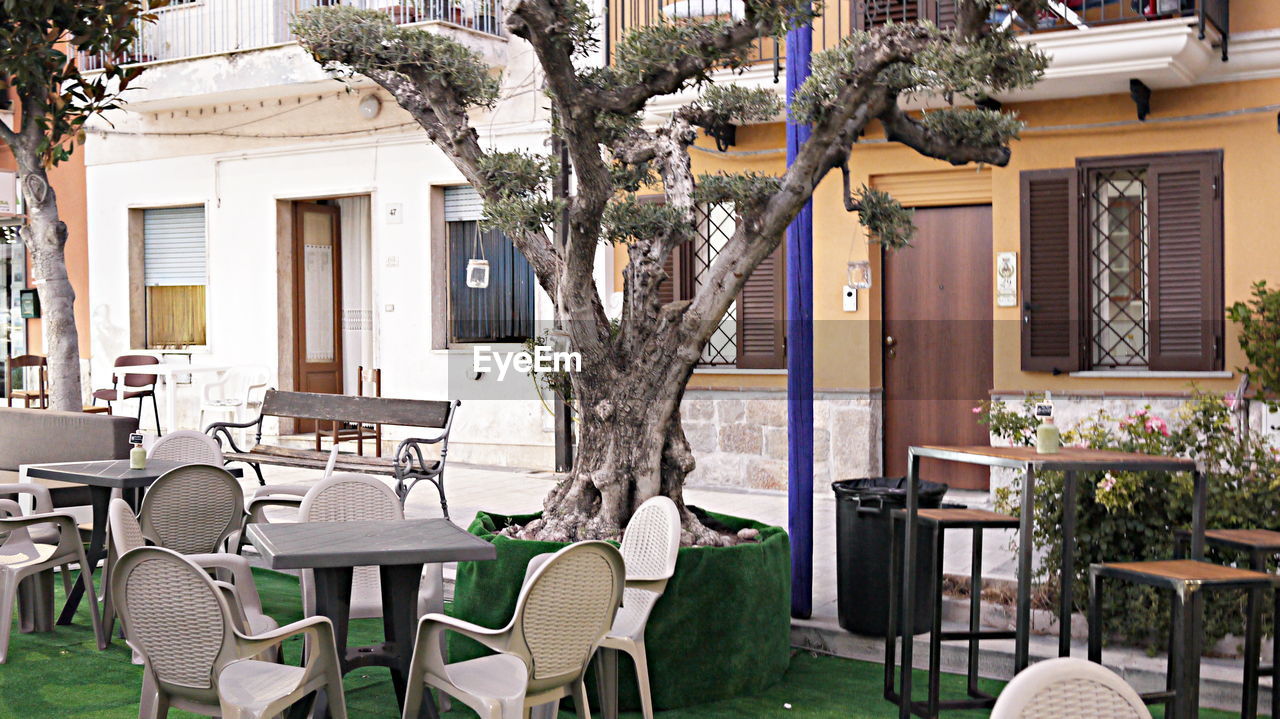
[23, 458, 243, 625]
[894, 446, 1203, 718]
[248, 518, 498, 719]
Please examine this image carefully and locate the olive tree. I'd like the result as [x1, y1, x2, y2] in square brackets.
[0, 0, 160, 410]
[294, 0, 1048, 544]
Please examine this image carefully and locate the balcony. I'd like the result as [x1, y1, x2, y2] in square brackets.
[606, 0, 1230, 81]
[81, 0, 505, 71]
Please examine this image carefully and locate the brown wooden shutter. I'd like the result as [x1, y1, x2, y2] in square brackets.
[1147, 151, 1223, 371]
[1020, 168, 1082, 373]
[737, 245, 786, 369]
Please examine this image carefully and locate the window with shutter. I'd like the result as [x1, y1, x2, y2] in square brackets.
[445, 186, 535, 343]
[142, 206, 207, 347]
[642, 197, 784, 369]
[1019, 151, 1222, 373]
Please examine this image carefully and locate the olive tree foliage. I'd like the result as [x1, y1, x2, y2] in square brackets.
[0, 0, 162, 410]
[294, 0, 1048, 544]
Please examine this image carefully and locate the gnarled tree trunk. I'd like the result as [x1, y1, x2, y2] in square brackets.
[17, 165, 82, 412]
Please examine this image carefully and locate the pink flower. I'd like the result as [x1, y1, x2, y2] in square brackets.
[1099, 473, 1117, 492]
[1145, 416, 1170, 437]
[972, 407, 983, 414]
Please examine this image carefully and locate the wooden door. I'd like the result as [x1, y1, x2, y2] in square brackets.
[292, 202, 343, 432]
[883, 205, 993, 489]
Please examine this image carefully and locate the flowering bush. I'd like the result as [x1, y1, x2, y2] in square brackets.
[977, 394, 1280, 651]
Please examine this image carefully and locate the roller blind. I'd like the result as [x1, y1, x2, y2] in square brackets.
[444, 185, 484, 222]
[143, 206, 206, 286]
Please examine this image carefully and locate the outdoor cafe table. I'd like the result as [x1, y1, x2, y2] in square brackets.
[895, 445, 1203, 713]
[22, 459, 243, 626]
[247, 518, 498, 719]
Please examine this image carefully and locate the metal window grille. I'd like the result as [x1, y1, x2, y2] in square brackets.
[693, 203, 737, 366]
[1087, 168, 1149, 368]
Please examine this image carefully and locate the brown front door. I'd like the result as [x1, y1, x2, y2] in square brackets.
[292, 202, 343, 432]
[883, 205, 993, 490]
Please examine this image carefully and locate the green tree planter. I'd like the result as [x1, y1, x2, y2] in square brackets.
[449, 508, 791, 711]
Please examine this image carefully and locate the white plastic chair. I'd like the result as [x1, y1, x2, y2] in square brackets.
[0, 486, 104, 663]
[148, 430, 224, 466]
[596, 497, 682, 719]
[233, 448, 340, 556]
[112, 546, 347, 719]
[298, 473, 442, 622]
[139, 464, 246, 555]
[104, 498, 279, 664]
[401, 540, 626, 719]
[990, 658, 1152, 719]
[199, 366, 270, 445]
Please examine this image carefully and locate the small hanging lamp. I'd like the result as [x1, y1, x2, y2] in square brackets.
[465, 229, 490, 289]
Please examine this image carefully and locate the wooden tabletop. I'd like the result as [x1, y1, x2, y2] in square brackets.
[23, 459, 241, 489]
[247, 518, 498, 570]
[912, 445, 1197, 472]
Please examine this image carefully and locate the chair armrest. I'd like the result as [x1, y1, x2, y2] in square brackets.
[0, 512, 79, 546]
[419, 612, 511, 655]
[250, 484, 311, 499]
[245, 497, 304, 524]
[211, 580, 251, 634]
[0, 483, 53, 514]
[0, 499, 20, 519]
[188, 553, 266, 619]
[234, 616, 335, 664]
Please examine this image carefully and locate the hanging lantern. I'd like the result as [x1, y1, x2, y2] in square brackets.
[465, 228, 490, 288]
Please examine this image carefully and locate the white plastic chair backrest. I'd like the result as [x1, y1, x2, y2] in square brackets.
[111, 547, 237, 703]
[241, 366, 270, 406]
[139, 464, 245, 555]
[323, 446, 340, 480]
[990, 658, 1152, 719]
[300, 473, 402, 523]
[510, 541, 625, 694]
[108, 498, 146, 555]
[148, 430, 224, 465]
[619, 496, 681, 582]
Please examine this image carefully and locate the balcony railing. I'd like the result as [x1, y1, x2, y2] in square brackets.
[606, 0, 1229, 68]
[81, 0, 504, 71]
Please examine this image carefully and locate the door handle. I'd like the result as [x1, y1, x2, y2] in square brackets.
[885, 336, 897, 348]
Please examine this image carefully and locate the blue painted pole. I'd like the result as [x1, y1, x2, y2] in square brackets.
[785, 18, 814, 620]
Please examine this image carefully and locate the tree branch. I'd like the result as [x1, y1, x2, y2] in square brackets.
[877, 102, 1013, 166]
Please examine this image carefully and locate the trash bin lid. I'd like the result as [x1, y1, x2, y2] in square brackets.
[831, 477, 948, 502]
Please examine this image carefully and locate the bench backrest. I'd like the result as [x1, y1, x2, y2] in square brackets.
[0, 407, 138, 471]
[260, 390, 455, 428]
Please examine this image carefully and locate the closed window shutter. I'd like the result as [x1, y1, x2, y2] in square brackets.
[736, 245, 785, 369]
[448, 222, 534, 343]
[1147, 152, 1222, 371]
[143, 206, 206, 286]
[1020, 169, 1081, 373]
[444, 185, 484, 222]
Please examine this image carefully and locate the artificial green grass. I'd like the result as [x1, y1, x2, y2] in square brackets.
[0, 568, 1247, 718]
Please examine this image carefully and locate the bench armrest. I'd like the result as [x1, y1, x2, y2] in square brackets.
[206, 416, 263, 454]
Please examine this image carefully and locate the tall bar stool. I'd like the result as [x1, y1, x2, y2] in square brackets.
[886, 507, 1022, 718]
[1088, 559, 1279, 719]
[1175, 528, 1280, 718]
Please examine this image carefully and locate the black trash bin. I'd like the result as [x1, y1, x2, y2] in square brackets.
[832, 477, 947, 637]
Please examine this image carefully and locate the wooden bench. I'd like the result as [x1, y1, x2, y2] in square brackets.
[205, 390, 461, 516]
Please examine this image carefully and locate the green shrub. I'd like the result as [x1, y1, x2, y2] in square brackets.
[978, 394, 1280, 652]
[1228, 281, 1280, 401]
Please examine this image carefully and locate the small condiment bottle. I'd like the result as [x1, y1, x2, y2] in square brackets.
[129, 440, 147, 470]
[1036, 416, 1061, 455]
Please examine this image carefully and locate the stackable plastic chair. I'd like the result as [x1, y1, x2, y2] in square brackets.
[148, 430, 224, 465]
[401, 540, 626, 719]
[139, 464, 245, 555]
[233, 447, 340, 555]
[112, 546, 347, 719]
[990, 658, 1151, 719]
[297, 473, 442, 621]
[593, 497, 682, 719]
[104, 498, 278, 661]
[0, 486, 104, 663]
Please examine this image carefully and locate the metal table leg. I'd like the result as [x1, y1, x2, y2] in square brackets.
[59, 485, 110, 625]
[1058, 470, 1078, 657]
[897, 450, 921, 719]
[1014, 465, 1036, 671]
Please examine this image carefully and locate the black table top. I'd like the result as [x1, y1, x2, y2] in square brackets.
[23, 459, 241, 489]
[247, 518, 498, 570]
